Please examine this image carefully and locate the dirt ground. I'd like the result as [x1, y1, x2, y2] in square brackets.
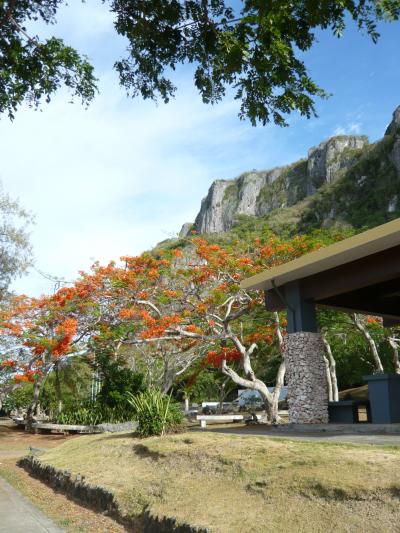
[0, 418, 77, 457]
[0, 419, 125, 532]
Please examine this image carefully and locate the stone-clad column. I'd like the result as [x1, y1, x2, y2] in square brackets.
[284, 332, 328, 424]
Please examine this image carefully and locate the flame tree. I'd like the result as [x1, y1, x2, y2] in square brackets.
[1, 228, 353, 423]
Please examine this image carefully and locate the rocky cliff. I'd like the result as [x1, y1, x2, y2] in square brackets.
[183, 106, 400, 235]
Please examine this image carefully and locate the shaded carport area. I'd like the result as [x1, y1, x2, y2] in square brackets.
[241, 219, 400, 424]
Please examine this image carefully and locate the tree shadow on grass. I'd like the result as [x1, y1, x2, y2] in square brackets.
[102, 432, 139, 441]
[388, 486, 400, 499]
[132, 444, 166, 461]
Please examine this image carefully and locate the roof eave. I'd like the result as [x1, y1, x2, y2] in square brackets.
[240, 218, 400, 292]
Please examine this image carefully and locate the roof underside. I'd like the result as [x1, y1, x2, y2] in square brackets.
[241, 218, 400, 292]
[241, 218, 400, 321]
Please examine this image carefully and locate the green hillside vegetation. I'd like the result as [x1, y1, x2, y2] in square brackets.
[301, 134, 400, 230]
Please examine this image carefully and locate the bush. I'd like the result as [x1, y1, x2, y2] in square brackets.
[97, 363, 145, 408]
[2, 384, 34, 413]
[54, 399, 136, 425]
[128, 388, 183, 437]
[54, 358, 146, 425]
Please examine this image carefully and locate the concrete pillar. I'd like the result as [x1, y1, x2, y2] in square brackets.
[284, 332, 329, 424]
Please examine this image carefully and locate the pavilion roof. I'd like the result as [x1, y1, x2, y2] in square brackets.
[241, 218, 400, 292]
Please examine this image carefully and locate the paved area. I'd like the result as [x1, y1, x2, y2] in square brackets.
[0, 476, 63, 533]
[195, 425, 400, 445]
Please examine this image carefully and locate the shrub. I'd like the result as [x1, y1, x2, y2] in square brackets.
[53, 358, 146, 425]
[128, 388, 183, 437]
[3, 384, 34, 413]
[54, 400, 136, 425]
[97, 363, 146, 409]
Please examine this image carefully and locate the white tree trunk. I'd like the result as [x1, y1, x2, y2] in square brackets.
[54, 360, 63, 416]
[270, 312, 286, 423]
[322, 334, 339, 401]
[388, 336, 400, 374]
[184, 397, 190, 412]
[324, 355, 333, 402]
[26, 374, 44, 430]
[221, 313, 286, 424]
[270, 360, 285, 423]
[221, 359, 272, 402]
[352, 314, 384, 373]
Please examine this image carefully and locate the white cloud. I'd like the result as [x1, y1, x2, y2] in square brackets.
[1, 0, 294, 299]
[333, 122, 363, 136]
[1, 67, 287, 296]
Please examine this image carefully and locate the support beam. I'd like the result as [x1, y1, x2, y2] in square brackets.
[283, 281, 317, 333]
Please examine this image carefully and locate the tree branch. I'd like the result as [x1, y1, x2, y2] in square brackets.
[0, 0, 16, 29]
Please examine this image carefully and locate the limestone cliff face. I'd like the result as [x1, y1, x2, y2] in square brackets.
[194, 135, 369, 234]
[307, 136, 368, 192]
[194, 180, 234, 233]
[385, 106, 400, 136]
[183, 106, 400, 236]
[387, 106, 400, 176]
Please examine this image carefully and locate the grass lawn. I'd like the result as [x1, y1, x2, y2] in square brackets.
[39, 430, 400, 533]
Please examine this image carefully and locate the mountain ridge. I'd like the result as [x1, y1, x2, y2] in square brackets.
[180, 106, 400, 237]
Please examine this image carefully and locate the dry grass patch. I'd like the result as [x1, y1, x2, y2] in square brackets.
[0, 419, 124, 532]
[0, 457, 125, 532]
[40, 431, 400, 533]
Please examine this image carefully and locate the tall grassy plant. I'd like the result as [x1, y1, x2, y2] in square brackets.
[128, 388, 183, 437]
[54, 400, 136, 425]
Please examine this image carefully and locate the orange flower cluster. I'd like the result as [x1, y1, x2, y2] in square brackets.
[193, 238, 229, 268]
[121, 255, 169, 277]
[259, 244, 274, 259]
[0, 359, 16, 368]
[196, 303, 206, 314]
[246, 331, 274, 344]
[119, 307, 138, 319]
[52, 287, 76, 306]
[137, 291, 149, 299]
[15, 370, 36, 383]
[185, 324, 202, 334]
[1, 321, 22, 335]
[52, 318, 78, 356]
[139, 313, 182, 339]
[205, 347, 242, 368]
[191, 266, 214, 283]
[163, 289, 178, 298]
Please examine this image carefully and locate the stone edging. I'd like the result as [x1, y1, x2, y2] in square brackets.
[18, 456, 209, 533]
[13, 419, 139, 434]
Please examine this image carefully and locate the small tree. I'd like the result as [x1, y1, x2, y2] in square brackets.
[0, 289, 92, 425]
[0, 187, 33, 299]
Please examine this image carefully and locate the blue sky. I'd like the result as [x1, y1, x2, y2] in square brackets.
[1, 1, 399, 296]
